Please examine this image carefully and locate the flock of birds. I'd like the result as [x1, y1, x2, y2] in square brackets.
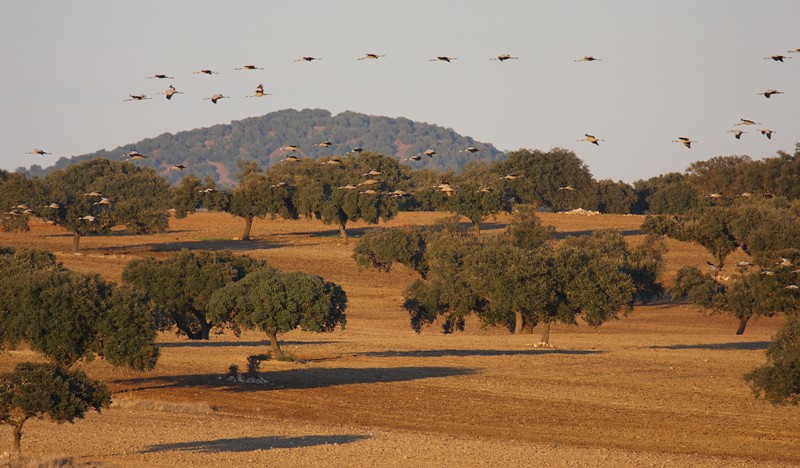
[706, 257, 800, 290]
[14, 48, 799, 219]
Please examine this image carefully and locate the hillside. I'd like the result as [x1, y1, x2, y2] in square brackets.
[27, 109, 506, 186]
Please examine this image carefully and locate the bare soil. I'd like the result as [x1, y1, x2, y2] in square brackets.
[1, 212, 797, 467]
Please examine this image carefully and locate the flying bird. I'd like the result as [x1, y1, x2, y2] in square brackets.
[459, 147, 480, 153]
[84, 191, 104, 197]
[270, 181, 288, 188]
[728, 129, 746, 139]
[788, 49, 800, 53]
[124, 94, 151, 101]
[358, 53, 385, 60]
[359, 179, 379, 186]
[247, 84, 271, 97]
[204, 93, 228, 104]
[79, 215, 96, 222]
[758, 89, 784, 98]
[283, 155, 300, 162]
[736, 261, 753, 267]
[391, 190, 410, 197]
[404, 155, 422, 161]
[45, 203, 61, 209]
[760, 129, 775, 139]
[93, 197, 112, 206]
[490, 54, 519, 61]
[764, 55, 792, 62]
[159, 84, 183, 100]
[579, 134, 604, 146]
[429, 56, 457, 62]
[235, 65, 263, 70]
[26, 148, 51, 155]
[575, 56, 601, 62]
[338, 184, 358, 190]
[198, 188, 218, 193]
[168, 164, 187, 171]
[363, 169, 381, 176]
[360, 189, 378, 195]
[706, 193, 723, 199]
[672, 137, 695, 148]
[503, 174, 521, 180]
[349, 147, 364, 154]
[419, 149, 436, 157]
[735, 118, 761, 126]
[314, 141, 333, 147]
[147, 74, 173, 79]
[706, 261, 721, 271]
[124, 151, 146, 160]
[323, 158, 342, 165]
[294, 56, 321, 62]
[281, 145, 300, 152]
[193, 69, 218, 75]
[559, 185, 577, 191]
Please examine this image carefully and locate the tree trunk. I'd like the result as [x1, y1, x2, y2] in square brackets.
[12, 421, 23, 453]
[199, 320, 212, 340]
[72, 232, 81, 254]
[338, 221, 349, 244]
[472, 220, 481, 234]
[513, 311, 524, 335]
[539, 322, 551, 344]
[522, 318, 535, 334]
[241, 216, 253, 241]
[267, 331, 284, 359]
[736, 316, 750, 335]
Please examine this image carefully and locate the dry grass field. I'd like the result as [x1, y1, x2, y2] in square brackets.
[1, 211, 798, 467]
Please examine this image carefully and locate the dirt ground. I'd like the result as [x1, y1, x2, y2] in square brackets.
[1, 211, 798, 467]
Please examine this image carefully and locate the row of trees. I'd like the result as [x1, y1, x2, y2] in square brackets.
[354, 207, 665, 344]
[5, 145, 800, 253]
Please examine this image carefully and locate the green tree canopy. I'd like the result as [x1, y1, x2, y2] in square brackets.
[0, 362, 111, 453]
[36, 158, 170, 253]
[122, 250, 267, 339]
[745, 316, 800, 405]
[227, 161, 297, 241]
[208, 269, 347, 358]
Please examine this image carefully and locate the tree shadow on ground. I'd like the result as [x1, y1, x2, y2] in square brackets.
[114, 366, 476, 393]
[144, 434, 370, 454]
[95, 238, 285, 254]
[360, 348, 604, 358]
[648, 342, 770, 351]
[157, 340, 335, 348]
[553, 229, 644, 240]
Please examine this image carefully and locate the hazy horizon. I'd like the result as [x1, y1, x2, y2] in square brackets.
[2, 1, 798, 183]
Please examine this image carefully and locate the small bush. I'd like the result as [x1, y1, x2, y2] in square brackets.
[744, 316, 800, 405]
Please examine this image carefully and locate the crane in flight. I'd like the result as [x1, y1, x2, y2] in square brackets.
[758, 89, 784, 98]
[358, 53, 385, 60]
[672, 137, 696, 149]
[235, 65, 264, 70]
[159, 84, 183, 100]
[26, 148, 51, 155]
[295, 56, 321, 62]
[247, 84, 271, 97]
[147, 74, 173, 79]
[203, 93, 228, 104]
[193, 69, 219, 75]
[575, 56, 601, 62]
[728, 129, 746, 139]
[490, 54, 519, 61]
[124, 94, 151, 102]
[578, 134, 604, 146]
[429, 56, 457, 62]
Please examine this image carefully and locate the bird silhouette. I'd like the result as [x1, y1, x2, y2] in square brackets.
[26, 148, 51, 155]
[728, 129, 746, 139]
[93, 197, 112, 206]
[283, 155, 300, 163]
[45, 203, 61, 209]
[314, 141, 333, 147]
[735, 118, 761, 126]
[79, 215, 96, 222]
[559, 185, 576, 191]
[168, 164, 186, 171]
[338, 184, 358, 190]
[124, 94, 151, 102]
[579, 134, 604, 146]
[349, 147, 364, 154]
[247, 84, 271, 97]
[159, 84, 183, 100]
[124, 151, 146, 160]
[147, 74, 173, 79]
[281, 145, 300, 152]
[404, 155, 422, 162]
[490, 54, 519, 61]
[706, 261, 721, 271]
[760, 129, 775, 139]
[193, 69, 218, 75]
[358, 53, 385, 60]
[363, 169, 381, 176]
[419, 149, 436, 157]
[295, 56, 321, 62]
[672, 137, 695, 148]
[758, 89, 784, 98]
[84, 191, 104, 197]
[204, 93, 228, 104]
[459, 147, 480, 153]
[764, 55, 792, 62]
[235, 65, 263, 70]
[575, 56, 601, 62]
[429, 56, 457, 62]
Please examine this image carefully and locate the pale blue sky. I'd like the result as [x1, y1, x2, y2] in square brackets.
[1, 1, 798, 182]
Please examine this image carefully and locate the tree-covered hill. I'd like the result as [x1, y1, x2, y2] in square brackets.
[23, 109, 505, 186]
